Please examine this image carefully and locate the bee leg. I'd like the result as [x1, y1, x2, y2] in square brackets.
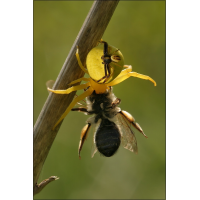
[75, 46, 88, 74]
[71, 107, 90, 114]
[111, 98, 121, 108]
[47, 82, 90, 94]
[119, 110, 148, 138]
[78, 123, 91, 159]
[108, 68, 157, 87]
[51, 87, 94, 130]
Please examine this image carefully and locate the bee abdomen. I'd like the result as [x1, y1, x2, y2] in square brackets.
[95, 118, 121, 157]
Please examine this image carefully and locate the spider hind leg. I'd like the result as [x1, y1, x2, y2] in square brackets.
[50, 87, 93, 130]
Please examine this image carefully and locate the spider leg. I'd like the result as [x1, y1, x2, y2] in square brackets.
[78, 123, 91, 159]
[52, 87, 94, 130]
[108, 70, 156, 87]
[96, 75, 106, 83]
[74, 95, 87, 106]
[119, 65, 132, 76]
[69, 77, 90, 85]
[96, 63, 112, 83]
[99, 38, 105, 44]
[97, 64, 131, 84]
[76, 46, 88, 74]
[103, 63, 111, 83]
[48, 82, 90, 94]
[97, 63, 108, 83]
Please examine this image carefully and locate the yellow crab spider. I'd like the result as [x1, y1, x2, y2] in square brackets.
[48, 41, 156, 130]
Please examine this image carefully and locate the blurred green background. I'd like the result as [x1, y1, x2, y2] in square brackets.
[34, 1, 165, 199]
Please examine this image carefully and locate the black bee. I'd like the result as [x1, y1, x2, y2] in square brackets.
[71, 87, 147, 158]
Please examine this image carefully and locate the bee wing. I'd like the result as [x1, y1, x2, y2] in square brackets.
[115, 113, 138, 153]
[91, 140, 98, 158]
[90, 119, 101, 158]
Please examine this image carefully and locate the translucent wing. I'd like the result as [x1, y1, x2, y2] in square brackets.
[91, 119, 101, 158]
[91, 140, 98, 158]
[115, 113, 138, 153]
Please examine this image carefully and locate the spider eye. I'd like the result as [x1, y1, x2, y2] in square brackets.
[111, 55, 121, 63]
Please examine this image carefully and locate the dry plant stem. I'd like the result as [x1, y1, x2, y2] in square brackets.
[33, 0, 120, 196]
[34, 176, 59, 195]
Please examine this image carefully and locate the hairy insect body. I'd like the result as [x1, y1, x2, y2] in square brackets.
[86, 89, 121, 157]
[73, 87, 147, 158]
[86, 88, 120, 121]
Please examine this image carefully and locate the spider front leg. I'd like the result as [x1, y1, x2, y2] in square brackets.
[48, 82, 90, 94]
[97, 41, 112, 83]
[68, 77, 90, 85]
[119, 65, 133, 76]
[108, 68, 157, 87]
[96, 63, 111, 83]
[76, 46, 88, 74]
